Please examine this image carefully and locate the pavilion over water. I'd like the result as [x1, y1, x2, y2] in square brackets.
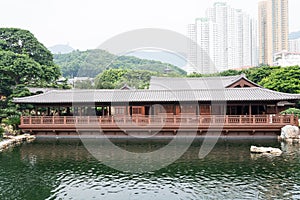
[13, 75, 300, 138]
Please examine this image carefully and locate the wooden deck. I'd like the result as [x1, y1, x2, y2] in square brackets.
[19, 115, 299, 137]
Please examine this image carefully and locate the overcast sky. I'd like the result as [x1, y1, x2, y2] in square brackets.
[1, 0, 299, 50]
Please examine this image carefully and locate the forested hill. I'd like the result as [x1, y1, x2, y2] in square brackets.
[53, 49, 186, 78]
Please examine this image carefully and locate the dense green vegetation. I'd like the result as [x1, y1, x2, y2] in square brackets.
[281, 108, 300, 118]
[0, 28, 64, 126]
[94, 69, 161, 89]
[188, 65, 300, 94]
[54, 49, 186, 78]
[259, 66, 300, 94]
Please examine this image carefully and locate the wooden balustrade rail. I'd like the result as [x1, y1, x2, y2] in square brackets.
[20, 115, 299, 127]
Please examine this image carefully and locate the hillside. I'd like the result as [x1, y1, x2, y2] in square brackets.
[53, 49, 187, 78]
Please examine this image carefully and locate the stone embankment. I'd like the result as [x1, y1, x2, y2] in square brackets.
[280, 125, 300, 143]
[0, 134, 36, 152]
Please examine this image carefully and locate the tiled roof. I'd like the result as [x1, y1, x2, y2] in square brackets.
[149, 75, 260, 90]
[13, 88, 300, 104]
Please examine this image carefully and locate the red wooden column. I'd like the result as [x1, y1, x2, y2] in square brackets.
[290, 115, 295, 125]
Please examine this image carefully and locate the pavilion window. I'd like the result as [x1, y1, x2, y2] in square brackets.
[132, 106, 143, 115]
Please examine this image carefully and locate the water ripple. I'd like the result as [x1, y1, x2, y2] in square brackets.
[1, 140, 300, 199]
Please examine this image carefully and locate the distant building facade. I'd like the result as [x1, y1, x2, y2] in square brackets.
[274, 51, 300, 67]
[187, 2, 258, 74]
[258, 0, 289, 66]
[289, 38, 300, 53]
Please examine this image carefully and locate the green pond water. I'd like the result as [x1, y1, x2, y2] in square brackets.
[0, 138, 300, 200]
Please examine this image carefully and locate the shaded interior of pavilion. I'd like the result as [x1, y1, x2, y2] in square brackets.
[23, 101, 292, 117]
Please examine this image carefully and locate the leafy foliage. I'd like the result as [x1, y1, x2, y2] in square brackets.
[0, 50, 42, 87]
[259, 66, 300, 94]
[0, 28, 54, 66]
[186, 73, 204, 78]
[243, 66, 280, 84]
[281, 108, 300, 118]
[219, 69, 242, 77]
[54, 49, 186, 78]
[94, 69, 160, 89]
[0, 28, 64, 127]
[0, 28, 62, 95]
[194, 66, 300, 94]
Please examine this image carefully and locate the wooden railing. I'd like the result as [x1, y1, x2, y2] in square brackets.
[20, 115, 299, 127]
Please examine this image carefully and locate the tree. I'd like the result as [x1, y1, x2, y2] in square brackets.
[219, 69, 241, 76]
[0, 28, 64, 124]
[0, 28, 62, 93]
[0, 28, 54, 66]
[186, 72, 203, 78]
[281, 108, 300, 118]
[244, 66, 280, 84]
[0, 50, 42, 87]
[0, 28, 62, 88]
[94, 69, 160, 89]
[259, 66, 300, 94]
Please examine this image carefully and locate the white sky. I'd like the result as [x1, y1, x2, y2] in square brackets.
[1, 0, 299, 50]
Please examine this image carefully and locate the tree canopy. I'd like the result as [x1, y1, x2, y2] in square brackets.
[243, 66, 280, 84]
[0, 28, 54, 66]
[0, 28, 62, 95]
[94, 69, 160, 89]
[0, 51, 42, 90]
[0, 28, 63, 119]
[192, 65, 300, 94]
[259, 66, 300, 94]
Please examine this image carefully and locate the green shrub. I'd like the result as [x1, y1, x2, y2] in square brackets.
[281, 108, 300, 118]
[2, 119, 9, 124]
[7, 115, 20, 129]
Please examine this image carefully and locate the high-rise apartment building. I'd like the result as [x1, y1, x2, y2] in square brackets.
[289, 38, 300, 53]
[186, 24, 197, 73]
[187, 2, 258, 74]
[195, 18, 220, 74]
[258, 0, 289, 65]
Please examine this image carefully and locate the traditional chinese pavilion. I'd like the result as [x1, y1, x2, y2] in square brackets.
[13, 75, 300, 138]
